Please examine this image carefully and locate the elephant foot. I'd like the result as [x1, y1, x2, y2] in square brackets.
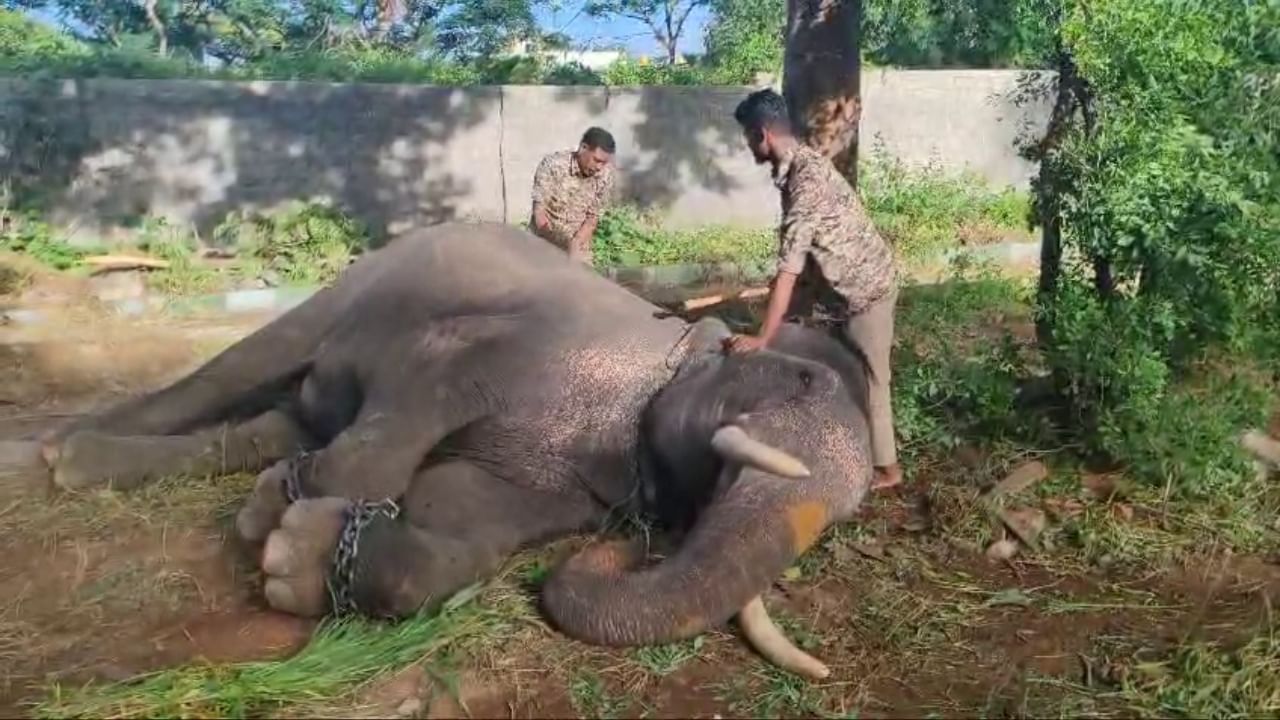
[262, 497, 349, 617]
[236, 460, 294, 544]
[52, 431, 137, 490]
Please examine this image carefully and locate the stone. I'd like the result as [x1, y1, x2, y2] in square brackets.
[999, 507, 1048, 550]
[986, 461, 1048, 501]
[396, 697, 423, 718]
[986, 538, 1020, 561]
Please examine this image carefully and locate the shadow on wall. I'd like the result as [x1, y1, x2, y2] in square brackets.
[0, 78, 504, 246]
[495, 84, 776, 231]
[1, 78, 773, 246]
[0, 73, 1048, 244]
[598, 85, 746, 209]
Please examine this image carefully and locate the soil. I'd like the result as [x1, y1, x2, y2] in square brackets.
[0, 275, 1276, 718]
[0, 292, 315, 717]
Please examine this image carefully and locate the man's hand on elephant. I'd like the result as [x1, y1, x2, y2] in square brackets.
[723, 334, 768, 354]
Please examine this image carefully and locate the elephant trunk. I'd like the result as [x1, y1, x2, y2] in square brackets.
[541, 425, 833, 679]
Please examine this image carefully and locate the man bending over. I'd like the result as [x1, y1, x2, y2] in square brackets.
[725, 89, 903, 491]
[530, 127, 617, 266]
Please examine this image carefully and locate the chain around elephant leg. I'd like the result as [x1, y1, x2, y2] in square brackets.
[260, 495, 400, 618]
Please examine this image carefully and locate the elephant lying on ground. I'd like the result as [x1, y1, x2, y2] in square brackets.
[41, 222, 874, 678]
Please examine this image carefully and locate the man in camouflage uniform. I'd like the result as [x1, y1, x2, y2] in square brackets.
[530, 127, 617, 266]
[726, 89, 902, 491]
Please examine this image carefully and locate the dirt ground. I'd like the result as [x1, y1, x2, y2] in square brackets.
[1, 278, 1277, 719]
[0, 298, 321, 716]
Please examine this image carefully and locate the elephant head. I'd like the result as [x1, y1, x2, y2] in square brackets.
[542, 320, 874, 679]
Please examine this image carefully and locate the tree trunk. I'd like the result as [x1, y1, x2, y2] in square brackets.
[142, 0, 167, 56]
[783, 0, 862, 186]
[1030, 48, 1095, 347]
[374, 0, 402, 40]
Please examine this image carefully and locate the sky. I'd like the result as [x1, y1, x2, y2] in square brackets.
[534, 2, 712, 56]
[25, 2, 713, 58]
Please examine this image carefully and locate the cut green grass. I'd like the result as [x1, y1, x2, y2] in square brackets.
[568, 670, 632, 719]
[1120, 627, 1280, 719]
[630, 636, 705, 676]
[34, 584, 490, 719]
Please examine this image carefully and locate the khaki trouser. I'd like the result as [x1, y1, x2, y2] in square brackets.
[842, 285, 898, 467]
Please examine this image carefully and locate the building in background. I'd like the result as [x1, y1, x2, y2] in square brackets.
[503, 39, 625, 71]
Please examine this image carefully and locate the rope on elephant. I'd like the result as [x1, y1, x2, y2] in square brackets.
[327, 497, 401, 615]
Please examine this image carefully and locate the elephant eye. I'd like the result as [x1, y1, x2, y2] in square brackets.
[798, 369, 813, 388]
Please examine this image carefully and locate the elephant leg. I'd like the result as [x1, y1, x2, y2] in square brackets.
[52, 409, 311, 491]
[235, 355, 497, 542]
[259, 461, 600, 618]
[42, 284, 350, 461]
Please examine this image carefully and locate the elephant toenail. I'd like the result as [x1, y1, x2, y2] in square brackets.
[264, 578, 297, 612]
[236, 506, 271, 544]
[262, 532, 296, 575]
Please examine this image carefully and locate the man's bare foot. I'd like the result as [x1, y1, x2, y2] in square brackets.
[871, 464, 903, 491]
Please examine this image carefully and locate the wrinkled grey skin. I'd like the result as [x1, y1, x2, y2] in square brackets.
[42, 222, 874, 650]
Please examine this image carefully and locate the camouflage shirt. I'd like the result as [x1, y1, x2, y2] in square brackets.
[775, 145, 896, 315]
[530, 149, 616, 260]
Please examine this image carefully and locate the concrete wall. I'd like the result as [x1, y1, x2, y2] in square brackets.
[0, 71, 1051, 245]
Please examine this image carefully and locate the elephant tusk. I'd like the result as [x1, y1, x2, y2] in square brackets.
[711, 425, 811, 478]
[738, 595, 830, 680]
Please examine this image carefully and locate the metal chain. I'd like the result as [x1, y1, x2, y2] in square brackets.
[279, 451, 313, 504]
[326, 498, 401, 616]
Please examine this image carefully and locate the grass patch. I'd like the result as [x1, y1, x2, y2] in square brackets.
[212, 201, 367, 286]
[591, 206, 773, 268]
[1, 472, 256, 542]
[0, 472, 255, 546]
[861, 148, 1034, 265]
[35, 585, 489, 719]
[0, 252, 35, 295]
[1, 213, 92, 271]
[589, 155, 1032, 271]
[1120, 627, 1280, 718]
[889, 256, 1279, 568]
[568, 670, 632, 719]
[630, 636, 705, 677]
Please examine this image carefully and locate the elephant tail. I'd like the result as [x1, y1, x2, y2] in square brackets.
[541, 424, 835, 679]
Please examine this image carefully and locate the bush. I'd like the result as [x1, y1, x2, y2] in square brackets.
[860, 148, 1033, 263]
[212, 201, 368, 285]
[0, 212, 86, 270]
[1031, 0, 1280, 493]
[600, 58, 711, 87]
[0, 10, 87, 71]
[589, 206, 773, 267]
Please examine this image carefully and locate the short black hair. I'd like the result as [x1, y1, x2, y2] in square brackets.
[734, 89, 792, 135]
[581, 126, 616, 153]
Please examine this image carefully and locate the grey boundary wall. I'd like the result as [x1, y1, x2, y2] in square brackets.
[0, 70, 1052, 246]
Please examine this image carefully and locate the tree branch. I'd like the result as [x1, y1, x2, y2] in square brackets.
[671, 0, 699, 48]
